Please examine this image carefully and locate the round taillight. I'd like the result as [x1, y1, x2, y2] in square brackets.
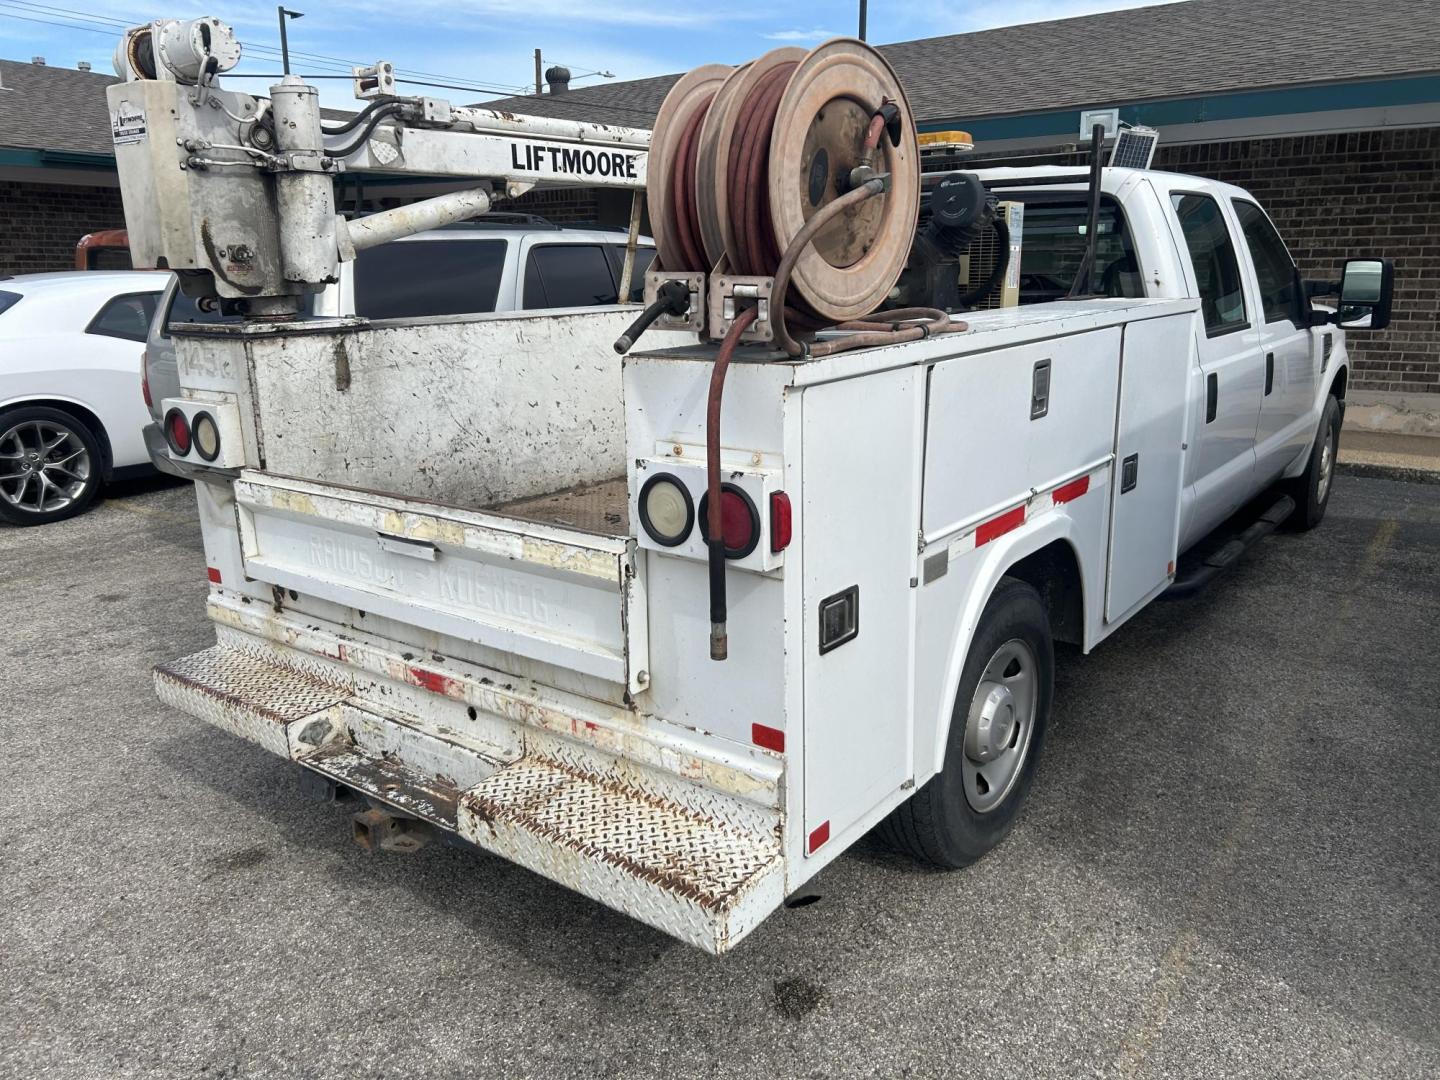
[638, 473, 694, 547]
[192, 411, 221, 462]
[699, 484, 760, 559]
[164, 408, 191, 455]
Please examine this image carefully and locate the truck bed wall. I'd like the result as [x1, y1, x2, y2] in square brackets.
[177, 307, 689, 510]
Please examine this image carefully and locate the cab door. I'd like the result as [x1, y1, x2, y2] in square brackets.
[1231, 199, 1317, 484]
[1163, 189, 1265, 552]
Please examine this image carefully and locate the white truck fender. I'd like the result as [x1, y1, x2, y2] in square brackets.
[925, 511, 1089, 775]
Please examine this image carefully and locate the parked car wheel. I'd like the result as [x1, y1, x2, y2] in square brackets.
[0, 406, 103, 526]
[878, 577, 1054, 868]
[1285, 394, 1342, 532]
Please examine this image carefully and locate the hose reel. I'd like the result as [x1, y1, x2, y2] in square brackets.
[639, 38, 923, 347]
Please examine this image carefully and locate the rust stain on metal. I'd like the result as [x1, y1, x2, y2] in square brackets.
[459, 756, 779, 912]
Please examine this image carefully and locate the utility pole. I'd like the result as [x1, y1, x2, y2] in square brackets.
[858, 0, 867, 41]
[277, 7, 304, 75]
[534, 48, 542, 95]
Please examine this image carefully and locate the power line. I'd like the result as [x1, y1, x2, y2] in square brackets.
[0, 1, 531, 95]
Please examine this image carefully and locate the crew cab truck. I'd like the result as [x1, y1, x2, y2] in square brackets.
[148, 165, 1389, 952]
[115, 20, 1392, 953]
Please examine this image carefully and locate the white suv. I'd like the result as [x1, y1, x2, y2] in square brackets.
[143, 218, 655, 474]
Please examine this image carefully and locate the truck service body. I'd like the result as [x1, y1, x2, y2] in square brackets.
[114, 18, 1384, 953]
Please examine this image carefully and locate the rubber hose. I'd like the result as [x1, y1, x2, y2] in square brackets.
[323, 97, 401, 136]
[705, 305, 759, 661]
[324, 102, 407, 159]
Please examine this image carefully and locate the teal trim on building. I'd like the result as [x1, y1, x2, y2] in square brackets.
[921, 74, 1440, 141]
[0, 147, 117, 171]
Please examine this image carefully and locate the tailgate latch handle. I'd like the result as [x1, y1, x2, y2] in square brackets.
[377, 532, 439, 562]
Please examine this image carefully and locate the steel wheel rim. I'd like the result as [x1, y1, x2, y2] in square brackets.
[0, 419, 91, 515]
[1317, 414, 1336, 503]
[961, 638, 1038, 814]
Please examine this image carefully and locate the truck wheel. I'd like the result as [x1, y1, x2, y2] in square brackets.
[1286, 395, 1341, 532]
[0, 406, 103, 526]
[878, 577, 1053, 868]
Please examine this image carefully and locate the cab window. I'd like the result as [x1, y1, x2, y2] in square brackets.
[1170, 193, 1248, 336]
[1232, 200, 1304, 326]
[1010, 195, 1143, 303]
[353, 238, 506, 319]
[87, 291, 160, 342]
[523, 243, 619, 309]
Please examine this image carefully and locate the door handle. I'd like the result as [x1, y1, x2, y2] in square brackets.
[1205, 372, 1218, 423]
[1264, 352, 1275, 396]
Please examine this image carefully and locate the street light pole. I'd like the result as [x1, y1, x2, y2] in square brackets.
[858, 0, 867, 41]
[277, 7, 304, 75]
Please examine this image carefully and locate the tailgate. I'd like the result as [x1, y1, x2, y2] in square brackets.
[233, 472, 648, 692]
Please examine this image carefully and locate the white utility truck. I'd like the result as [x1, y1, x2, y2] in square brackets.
[115, 19, 1394, 952]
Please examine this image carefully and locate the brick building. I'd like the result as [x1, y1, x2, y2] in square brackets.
[0, 58, 127, 275]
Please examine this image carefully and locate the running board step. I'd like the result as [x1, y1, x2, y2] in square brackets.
[457, 757, 785, 954]
[1164, 493, 1295, 599]
[154, 644, 350, 757]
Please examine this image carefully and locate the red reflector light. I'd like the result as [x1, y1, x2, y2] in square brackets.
[141, 354, 152, 409]
[164, 408, 191, 455]
[206, 566, 222, 584]
[808, 820, 830, 854]
[769, 491, 792, 552]
[699, 484, 760, 559]
[752, 723, 785, 753]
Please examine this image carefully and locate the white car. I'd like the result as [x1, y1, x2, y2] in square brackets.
[0, 271, 168, 525]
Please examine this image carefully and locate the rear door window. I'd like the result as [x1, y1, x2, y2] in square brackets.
[1232, 200, 1304, 326]
[0, 290, 21, 317]
[1170, 193, 1248, 336]
[523, 244, 619, 309]
[353, 238, 506, 318]
[605, 245, 657, 302]
[87, 291, 160, 342]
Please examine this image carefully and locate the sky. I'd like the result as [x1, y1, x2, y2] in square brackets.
[0, 0, 1180, 108]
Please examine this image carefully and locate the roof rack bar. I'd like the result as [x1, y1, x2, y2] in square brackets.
[1067, 124, 1107, 299]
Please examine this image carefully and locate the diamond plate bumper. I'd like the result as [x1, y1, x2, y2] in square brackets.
[154, 644, 349, 757]
[458, 757, 783, 954]
[153, 643, 785, 953]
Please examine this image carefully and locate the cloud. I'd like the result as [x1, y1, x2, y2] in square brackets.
[762, 27, 840, 42]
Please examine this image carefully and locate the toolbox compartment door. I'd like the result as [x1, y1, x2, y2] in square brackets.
[1104, 314, 1193, 621]
[232, 472, 648, 692]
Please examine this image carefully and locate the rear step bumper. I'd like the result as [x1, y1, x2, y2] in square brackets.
[154, 644, 784, 953]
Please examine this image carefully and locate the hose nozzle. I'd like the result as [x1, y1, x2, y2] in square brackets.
[614, 279, 692, 354]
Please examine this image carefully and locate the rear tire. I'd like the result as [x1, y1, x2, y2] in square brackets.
[1285, 395, 1341, 532]
[0, 406, 104, 526]
[878, 577, 1054, 868]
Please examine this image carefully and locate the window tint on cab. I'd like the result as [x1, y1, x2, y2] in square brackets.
[1171, 194, 1248, 336]
[1232, 200, 1304, 326]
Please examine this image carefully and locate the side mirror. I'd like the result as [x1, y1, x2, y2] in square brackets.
[1334, 258, 1394, 331]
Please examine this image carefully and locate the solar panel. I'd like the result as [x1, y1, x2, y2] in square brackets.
[1109, 127, 1159, 170]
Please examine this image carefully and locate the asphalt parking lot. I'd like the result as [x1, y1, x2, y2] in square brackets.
[1, 473, 1437, 1079]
